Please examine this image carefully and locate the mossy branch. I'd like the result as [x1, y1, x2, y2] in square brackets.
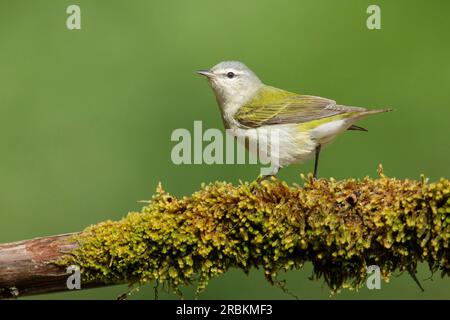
[1, 166, 449, 299]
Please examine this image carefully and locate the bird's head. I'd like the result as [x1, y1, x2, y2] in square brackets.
[196, 61, 263, 106]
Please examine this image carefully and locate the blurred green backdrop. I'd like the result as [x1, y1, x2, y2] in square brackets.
[0, 0, 449, 299]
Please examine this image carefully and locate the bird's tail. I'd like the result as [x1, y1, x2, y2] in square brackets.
[343, 107, 393, 121]
[342, 107, 393, 131]
[359, 107, 393, 116]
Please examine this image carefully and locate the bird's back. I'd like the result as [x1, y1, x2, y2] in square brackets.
[235, 85, 367, 129]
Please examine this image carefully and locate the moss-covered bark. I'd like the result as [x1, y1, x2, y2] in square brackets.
[58, 167, 450, 296]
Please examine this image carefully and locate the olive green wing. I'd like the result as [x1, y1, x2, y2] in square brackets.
[235, 87, 364, 128]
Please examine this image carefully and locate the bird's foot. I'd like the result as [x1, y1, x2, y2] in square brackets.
[256, 174, 277, 183]
[307, 172, 320, 184]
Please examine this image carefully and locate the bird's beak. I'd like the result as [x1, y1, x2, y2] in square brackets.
[196, 70, 214, 78]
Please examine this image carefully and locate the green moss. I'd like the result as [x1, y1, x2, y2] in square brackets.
[57, 167, 450, 296]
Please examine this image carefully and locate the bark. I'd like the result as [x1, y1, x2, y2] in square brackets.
[0, 233, 107, 298]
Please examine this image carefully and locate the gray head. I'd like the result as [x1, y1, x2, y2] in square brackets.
[196, 61, 263, 106]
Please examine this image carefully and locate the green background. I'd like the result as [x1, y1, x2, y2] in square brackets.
[1, 0, 449, 299]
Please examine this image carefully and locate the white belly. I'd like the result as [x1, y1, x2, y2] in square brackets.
[229, 124, 317, 167]
[311, 119, 351, 145]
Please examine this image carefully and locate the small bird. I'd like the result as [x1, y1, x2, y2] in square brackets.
[196, 61, 392, 178]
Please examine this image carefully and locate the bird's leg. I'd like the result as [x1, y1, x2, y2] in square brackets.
[313, 144, 321, 179]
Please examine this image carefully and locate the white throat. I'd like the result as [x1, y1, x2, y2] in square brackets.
[209, 80, 263, 128]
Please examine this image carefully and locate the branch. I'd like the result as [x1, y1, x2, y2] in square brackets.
[1, 166, 449, 299]
[0, 233, 114, 298]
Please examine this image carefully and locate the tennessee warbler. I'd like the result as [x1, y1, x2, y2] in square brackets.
[197, 61, 392, 178]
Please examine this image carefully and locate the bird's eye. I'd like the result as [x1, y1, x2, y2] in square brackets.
[226, 71, 235, 79]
